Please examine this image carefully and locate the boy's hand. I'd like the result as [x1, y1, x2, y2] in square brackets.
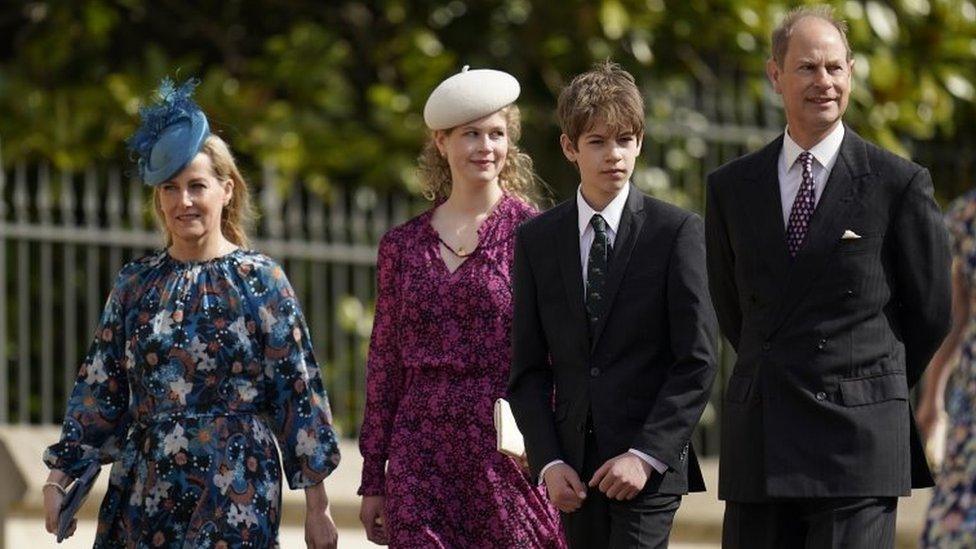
[543, 463, 587, 513]
[589, 452, 652, 501]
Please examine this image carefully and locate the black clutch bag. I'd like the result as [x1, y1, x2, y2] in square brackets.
[57, 461, 101, 543]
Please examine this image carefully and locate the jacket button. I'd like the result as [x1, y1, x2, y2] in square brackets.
[817, 338, 827, 350]
[815, 391, 827, 401]
[590, 367, 601, 377]
[762, 341, 771, 352]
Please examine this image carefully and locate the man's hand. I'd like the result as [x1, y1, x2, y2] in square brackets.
[589, 452, 652, 501]
[543, 462, 587, 513]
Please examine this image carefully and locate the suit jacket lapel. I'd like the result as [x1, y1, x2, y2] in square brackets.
[766, 128, 869, 337]
[590, 185, 646, 351]
[554, 201, 589, 357]
[750, 135, 791, 282]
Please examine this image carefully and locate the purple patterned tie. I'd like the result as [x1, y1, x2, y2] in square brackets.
[786, 151, 816, 258]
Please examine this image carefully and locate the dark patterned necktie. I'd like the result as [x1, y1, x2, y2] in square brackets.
[786, 151, 816, 258]
[586, 214, 611, 332]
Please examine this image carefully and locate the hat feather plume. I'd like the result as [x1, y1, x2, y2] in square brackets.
[126, 78, 204, 162]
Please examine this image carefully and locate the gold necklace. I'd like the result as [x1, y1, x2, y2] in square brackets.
[438, 236, 477, 258]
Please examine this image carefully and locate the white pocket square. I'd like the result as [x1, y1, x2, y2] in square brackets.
[841, 229, 862, 240]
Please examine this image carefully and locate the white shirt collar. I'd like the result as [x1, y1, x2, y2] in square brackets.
[782, 122, 845, 170]
[577, 183, 630, 236]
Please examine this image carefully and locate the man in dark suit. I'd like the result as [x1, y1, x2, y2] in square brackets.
[508, 61, 719, 548]
[705, 6, 952, 548]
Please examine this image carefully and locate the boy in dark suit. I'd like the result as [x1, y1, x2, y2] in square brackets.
[508, 61, 719, 548]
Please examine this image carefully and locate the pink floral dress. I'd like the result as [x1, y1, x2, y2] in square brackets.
[358, 195, 565, 548]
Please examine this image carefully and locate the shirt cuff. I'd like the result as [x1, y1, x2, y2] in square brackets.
[538, 459, 565, 486]
[628, 448, 668, 474]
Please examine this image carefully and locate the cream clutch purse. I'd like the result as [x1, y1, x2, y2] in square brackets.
[494, 398, 525, 459]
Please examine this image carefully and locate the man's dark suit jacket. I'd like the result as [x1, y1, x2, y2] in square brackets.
[508, 184, 719, 495]
[705, 127, 951, 502]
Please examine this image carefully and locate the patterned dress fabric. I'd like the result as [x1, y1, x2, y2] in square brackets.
[786, 150, 816, 257]
[922, 192, 976, 547]
[358, 195, 565, 548]
[44, 248, 341, 548]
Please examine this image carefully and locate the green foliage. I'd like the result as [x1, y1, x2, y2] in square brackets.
[1, 0, 975, 200]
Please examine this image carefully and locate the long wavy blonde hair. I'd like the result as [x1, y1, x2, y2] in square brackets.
[417, 105, 546, 207]
[152, 135, 257, 248]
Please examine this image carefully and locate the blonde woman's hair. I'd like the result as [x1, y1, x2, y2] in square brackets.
[417, 105, 545, 207]
[152, 134, 256, 248]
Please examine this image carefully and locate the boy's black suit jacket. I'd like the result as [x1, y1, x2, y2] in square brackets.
[508, 184, 719, 495]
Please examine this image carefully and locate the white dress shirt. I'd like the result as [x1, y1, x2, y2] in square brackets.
[577, 183, 628, 287]
[778, 123, 845, 225]
[538, 184, 667, 485]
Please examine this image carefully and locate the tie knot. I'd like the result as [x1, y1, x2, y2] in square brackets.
[798, 151, 813, 168]
[590, 214, 608, 234]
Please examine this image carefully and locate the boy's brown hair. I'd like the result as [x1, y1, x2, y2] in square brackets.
[557, 60, 645, 147]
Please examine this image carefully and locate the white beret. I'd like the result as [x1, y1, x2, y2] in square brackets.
[423, 66, 520, 130]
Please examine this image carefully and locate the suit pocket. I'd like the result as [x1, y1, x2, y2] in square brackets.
[837, 235, 881, 254]
[838, 372, 908, 406]
[619, 269, 665, 293]
[725, 374, 753, 403]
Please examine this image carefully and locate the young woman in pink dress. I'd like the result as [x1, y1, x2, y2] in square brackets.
[357, 67, 565, 548]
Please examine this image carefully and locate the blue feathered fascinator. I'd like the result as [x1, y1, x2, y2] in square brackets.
[126, 78, 210, 186]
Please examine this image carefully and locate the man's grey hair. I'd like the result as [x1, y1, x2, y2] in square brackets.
[771, 5, 852, 67]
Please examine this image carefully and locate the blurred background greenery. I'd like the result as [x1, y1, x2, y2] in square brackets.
[3, 0, 975, 445]
[2, 0, 975, 205]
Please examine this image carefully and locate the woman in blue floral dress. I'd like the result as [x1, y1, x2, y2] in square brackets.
[919, 191, 976, 547]
[41, 80, 341, 548]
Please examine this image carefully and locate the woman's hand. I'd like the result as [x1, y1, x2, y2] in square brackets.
[359, 495, 389, 545]
[304, 505, 338, 549]
[917, 395, 943, 444]
[304, 483, 338, 549]
[43, 470, 73, 539]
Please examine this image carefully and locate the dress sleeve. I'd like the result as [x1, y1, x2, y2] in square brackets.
[262, 263, 341, 490]
[44, 272, 131, 479]
[946, 195, 976, 271]
[358, 233, 405, 496]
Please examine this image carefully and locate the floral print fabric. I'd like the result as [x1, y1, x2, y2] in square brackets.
[44, 248, 340, 548]
[358, 195, 565, 548]
[923, 192, 976, 547]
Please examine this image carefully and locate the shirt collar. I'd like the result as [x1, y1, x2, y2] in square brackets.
[783, 122, 845, 170]
[577, 183, 630, 236]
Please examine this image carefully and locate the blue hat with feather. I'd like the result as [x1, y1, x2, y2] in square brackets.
[127, 78, 210, 186]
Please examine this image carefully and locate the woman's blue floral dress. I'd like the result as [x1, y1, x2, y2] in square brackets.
[44, 248, 340, 548]
[922, 192, 976, 547]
